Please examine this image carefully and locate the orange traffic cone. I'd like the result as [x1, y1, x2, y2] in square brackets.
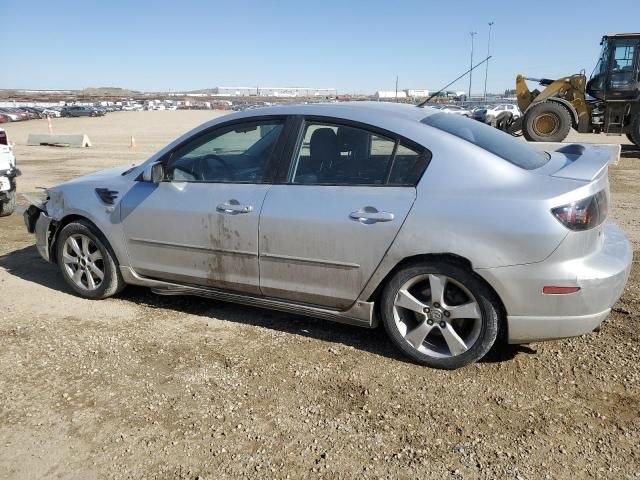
[129, 136, 136, 149]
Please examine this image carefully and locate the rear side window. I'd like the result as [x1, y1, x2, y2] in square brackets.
[290, 121, 428, 186]
[421, 113, 550, 170]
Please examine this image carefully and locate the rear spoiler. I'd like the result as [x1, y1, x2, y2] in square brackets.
[528, 143, 620, 181]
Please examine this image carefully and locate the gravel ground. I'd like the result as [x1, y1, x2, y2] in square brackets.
[0, 111, 638, 479]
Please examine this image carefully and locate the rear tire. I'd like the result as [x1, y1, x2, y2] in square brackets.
[0, 190, 16, 217]
[522, 101, 572, 142]
[380, 261, 500, 369]
[55, 220, 125, 299]
[628, 116, 640, 147]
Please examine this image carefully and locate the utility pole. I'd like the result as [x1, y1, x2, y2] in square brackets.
[483, 22, 494, 101]
[468, 32, 478, 100]
[395, 75, 399, 102]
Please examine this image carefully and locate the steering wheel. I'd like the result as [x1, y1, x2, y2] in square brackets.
[197, 154, 232, 181]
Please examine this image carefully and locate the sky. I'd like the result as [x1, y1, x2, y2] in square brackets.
[2, 0, 639, 95]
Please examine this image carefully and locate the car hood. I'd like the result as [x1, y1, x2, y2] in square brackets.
[54, 164, 136, 187]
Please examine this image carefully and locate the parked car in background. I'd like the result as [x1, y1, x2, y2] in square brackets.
[17, 107, 42, 119]
[0, 109, 19, 122]
[438, 105, 472, 117]
[41, 107, 62, 117]
[23, 102, 631, 369]
[0, 108, 27, 121]
[61, 106, 103, 117]
[474, 104, 521, 125]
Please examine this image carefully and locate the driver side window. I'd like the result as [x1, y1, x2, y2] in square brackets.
[166, 119, 284, 183]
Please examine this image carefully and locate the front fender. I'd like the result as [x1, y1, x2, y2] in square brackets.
[45, 188, 132, 268]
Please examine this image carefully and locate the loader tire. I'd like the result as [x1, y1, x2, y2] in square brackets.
[522, 101, 572, 143]
[629, 116, 640, 147]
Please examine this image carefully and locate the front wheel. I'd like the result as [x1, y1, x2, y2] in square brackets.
[55, 221, 125, 299]
[522, 101, 572, 142]
[380, 261, 500, 369]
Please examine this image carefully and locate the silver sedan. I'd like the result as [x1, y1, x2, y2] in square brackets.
[24, 102, 632, 369]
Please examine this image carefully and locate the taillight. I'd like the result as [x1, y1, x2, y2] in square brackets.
[551, 190, 608, 231]
[0, 131, 7, 146]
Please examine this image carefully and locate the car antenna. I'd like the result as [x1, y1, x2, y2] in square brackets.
[418, 56, 492, 107]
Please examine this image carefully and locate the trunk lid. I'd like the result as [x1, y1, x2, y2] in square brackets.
[529, 143, 620, 182]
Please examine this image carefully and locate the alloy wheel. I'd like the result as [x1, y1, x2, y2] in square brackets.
[62, 234, 105, 291]
[392, 274, 482, 358]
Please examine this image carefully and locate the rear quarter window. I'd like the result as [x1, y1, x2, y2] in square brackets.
[421, 113, 550, 170]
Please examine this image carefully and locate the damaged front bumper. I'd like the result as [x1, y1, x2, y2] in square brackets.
[24, 207, 53, 262]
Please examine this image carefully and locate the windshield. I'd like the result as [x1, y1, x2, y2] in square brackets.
[421, 113, 550, 170]
[589, 40, 610, 91]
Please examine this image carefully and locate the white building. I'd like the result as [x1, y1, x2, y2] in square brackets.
[375, 91, 408, 100]
[212, 86, 336, 97]
[405, 89, 430, 98]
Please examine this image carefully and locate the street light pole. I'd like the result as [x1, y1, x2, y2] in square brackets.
[468, 31, 478, 100]
[483, 21, 494, 101]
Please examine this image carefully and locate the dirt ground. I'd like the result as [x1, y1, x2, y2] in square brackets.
[0, 111, 638, 479]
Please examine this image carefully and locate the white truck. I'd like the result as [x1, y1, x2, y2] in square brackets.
[0, 128, 17, 216]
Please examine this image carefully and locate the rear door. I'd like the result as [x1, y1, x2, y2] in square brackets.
[121, 117, 288, 294]
[258, 118, 429, 309]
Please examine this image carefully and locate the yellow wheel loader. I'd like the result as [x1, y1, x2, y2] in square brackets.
[513, 33, 640, 146]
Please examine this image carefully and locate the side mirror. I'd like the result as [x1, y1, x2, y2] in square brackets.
[142, 162, 164, 184]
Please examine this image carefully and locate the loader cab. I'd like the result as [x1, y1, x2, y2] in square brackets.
[587, 34, 640, 101]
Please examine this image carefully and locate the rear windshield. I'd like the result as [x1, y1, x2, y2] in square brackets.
[421, 113, 550, 170]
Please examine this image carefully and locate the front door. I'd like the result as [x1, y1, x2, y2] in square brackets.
[121, 117, 286, 293]
[259, 119, 428, 309]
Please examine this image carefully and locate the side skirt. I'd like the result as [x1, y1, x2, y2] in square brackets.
[120, 266, 376, 328]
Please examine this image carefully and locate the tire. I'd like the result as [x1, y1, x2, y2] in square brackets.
[55, 220, 125, 299]
[628, 116, 640, 147]
[522, 101, 572, 142]
[495, 112, 514, 132]
[0, 190, 16, 217]
[380, 261, 500, 369]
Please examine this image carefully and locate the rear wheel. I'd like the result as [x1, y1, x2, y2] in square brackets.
[55, 221, 125, 299]
[629, 116, 640, 147]
[0, 190, 16, 217]
[522, 101, 572, 142]
[380, 261, 500, 369]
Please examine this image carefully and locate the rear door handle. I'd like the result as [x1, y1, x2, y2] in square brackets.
[216, 200, 253, 214]
[349, 208, 394, 224]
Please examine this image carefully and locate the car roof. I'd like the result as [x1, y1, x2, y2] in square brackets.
[240, 101, 430, 120]
[203, 101, 438, 134]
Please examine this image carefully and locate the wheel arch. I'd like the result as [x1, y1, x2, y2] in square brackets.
[48, 213, 120, 266]
[367, 252, 508, 342]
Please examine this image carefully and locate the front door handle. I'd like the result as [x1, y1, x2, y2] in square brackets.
[349, 207, 394, 224]
[216, 200, 253, 214]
